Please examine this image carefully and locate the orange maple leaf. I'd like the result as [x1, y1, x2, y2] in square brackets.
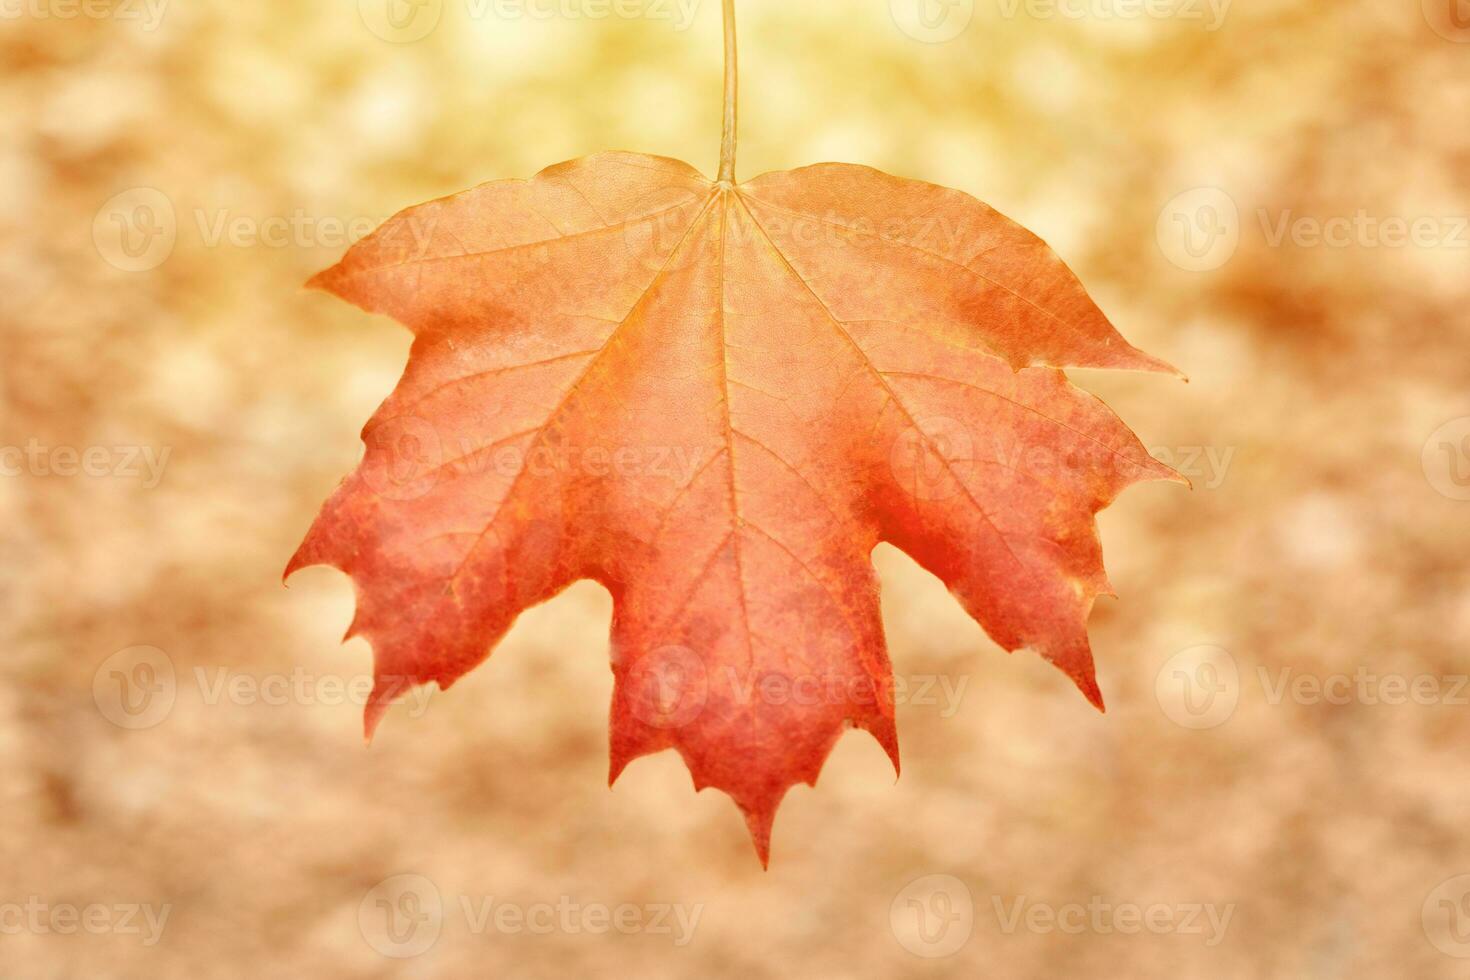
[288, 1, 1180, 865]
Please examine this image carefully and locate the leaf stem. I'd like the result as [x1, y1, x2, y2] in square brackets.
[718, 0, 738, 184]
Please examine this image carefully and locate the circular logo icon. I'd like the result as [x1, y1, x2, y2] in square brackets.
[1423, 417, 1470, 501]
[1156, 644, 1239, 730]
[891, 874, 974, 958]
[361, 416, 443, 502]
[358, 0, 443, 43]
[890, 0, 975, 43]
[359, 874, 443, 958]
[1423, 874, 1470, 958]
[624, 645, 708, 730]
[890, 416, 973, 502]
[93, 646, 177, 730]
[1423, 0, 1470, 42]
[1156, 187, 1240, 272]
[93, 188, 176, 273]
[622, 185, 707, 275]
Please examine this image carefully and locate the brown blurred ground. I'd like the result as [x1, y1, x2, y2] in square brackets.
[2, 0, 1469, 977]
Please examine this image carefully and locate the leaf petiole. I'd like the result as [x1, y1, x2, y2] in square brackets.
[718, 0, 738, 185]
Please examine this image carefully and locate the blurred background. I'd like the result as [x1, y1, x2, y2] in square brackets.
[2, 0, 1469, 976]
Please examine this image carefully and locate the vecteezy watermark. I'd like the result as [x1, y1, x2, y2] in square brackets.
[1423, 0, 1470, 43]
[1256, 210, 1470, 251]
[1257, 667, 1470, 708]
[623, 187, 989, 277]
[0, 898, 171, 947]
[895, 424, 1237, 501]
[622, 646, 973, 731]
[621, 645, 710, 730]
[358, 875, 703, 958]
[1155, 645, 1240, 730]
[93, 188, 177, 273]
[1158, 187, 1470, 272]
[895, 0, 1234, 40]
[359, 414, 710, 503]
[749, 206, 971, 252]
[993, 439, 1237, 492]
[628, 190, 978, 273]
[0, 0, 169, 30]
[0, 439, 170, 489]
[1148, 445, 1235, 490]
[1424, 875, 1470, 958]
[92, 646, 436, 730]
[715, 670, 970, 719]
[93, 646, 177, 731]
[1156, 188, 1241, 272]
[994, 0, 1230, 31]
[990, 895, 1235, 946]
[192, 667, 436, 719]
[192, 209, 412, 251]
[357, 0, 700, 43]
[1423, 417, 1470, 501]
[1157, 646, 1470, 730]
[890, 0, 975, 43]
[92, 188, 442, 273]
[891, 875, 975, 958]
[889, 416, 975, 502]
[358, 0, 443, 41]
[891, 878, 1234, 954]
[479, 0, 699, 28]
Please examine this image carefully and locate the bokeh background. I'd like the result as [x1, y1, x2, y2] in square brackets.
[3, 0, 1469, 976]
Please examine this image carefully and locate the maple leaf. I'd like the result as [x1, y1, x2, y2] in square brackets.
[287, 1, 1180, 865]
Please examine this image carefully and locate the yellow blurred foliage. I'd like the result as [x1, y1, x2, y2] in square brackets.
[2, 0, 1468, 976]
